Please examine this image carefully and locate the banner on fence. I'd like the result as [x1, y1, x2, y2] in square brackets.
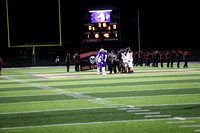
[80, 51, 98, 71]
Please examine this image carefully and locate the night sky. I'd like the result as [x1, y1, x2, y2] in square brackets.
[0, 0, 199, 57]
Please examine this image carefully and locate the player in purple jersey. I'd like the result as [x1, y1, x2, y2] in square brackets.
[96, 49, 104, 75]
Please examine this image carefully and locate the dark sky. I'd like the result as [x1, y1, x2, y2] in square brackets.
[0, 0, 199, 57]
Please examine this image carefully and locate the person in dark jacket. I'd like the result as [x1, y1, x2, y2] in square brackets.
[155, 50, 160, 67]
[138, 51, 144, 66]
[176, 51, 182, 68]
[116, 49, 122, 73]
[66, 53, 70, 72]
[133, 52, 138, 66]
[108, 50, 117, 74]
[170, 50, 176, 68]
[160, 52, 165, 68]
[152, 51, 156, 67]
[183, 51, 190, 68]
[145, 52, 151, 67]
[166, 52, 170, 68]
[73, 53, 80, 72]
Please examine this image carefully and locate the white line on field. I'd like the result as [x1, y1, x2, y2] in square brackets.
[135, 112, 160, 115]
[166, 121, 195, 124]
[144, 115, 171, 118]
[194, 129, 200, 132]
[137, 103, 200, 107]
[1, 117, 200, 130]
[180, 125, 200, 128]
[127, 110, 150, 112]
[173, 117, 187, 120]
[118, 107, 141, 110]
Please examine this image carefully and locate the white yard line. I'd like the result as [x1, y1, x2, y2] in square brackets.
[137, 103, 200, 107]
[118, 107, 141, 110]
[127, 110, 150, 112]
[135, 112, 160, 115]
[180, 125, 200, 128]
[166, 121, 195, 124]
[144, 115, 171, 118]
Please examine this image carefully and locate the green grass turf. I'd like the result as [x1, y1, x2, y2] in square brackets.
[0, 62, 200, 133]
[0, 87, 200, 103]
[0, 94, 76, 103]
[0, 104, 199, 128]
[1, 119, 200, 133]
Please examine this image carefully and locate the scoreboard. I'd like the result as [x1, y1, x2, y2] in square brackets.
[83, 22, 119, 42]
[83, 9, 120, 43]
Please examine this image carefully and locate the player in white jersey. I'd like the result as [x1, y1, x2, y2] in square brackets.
[102, 50, 107, 75]
[126, 47, 134, 73]
[121, 49, 128, 73]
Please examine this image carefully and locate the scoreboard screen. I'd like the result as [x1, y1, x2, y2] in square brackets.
[90, 10, 112, 23]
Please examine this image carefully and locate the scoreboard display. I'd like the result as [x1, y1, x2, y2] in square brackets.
[90, 10, 111, 23]
[83, 9, 119, 43]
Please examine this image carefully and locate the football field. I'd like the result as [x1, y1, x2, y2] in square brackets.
[0, 63, 200, 133]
